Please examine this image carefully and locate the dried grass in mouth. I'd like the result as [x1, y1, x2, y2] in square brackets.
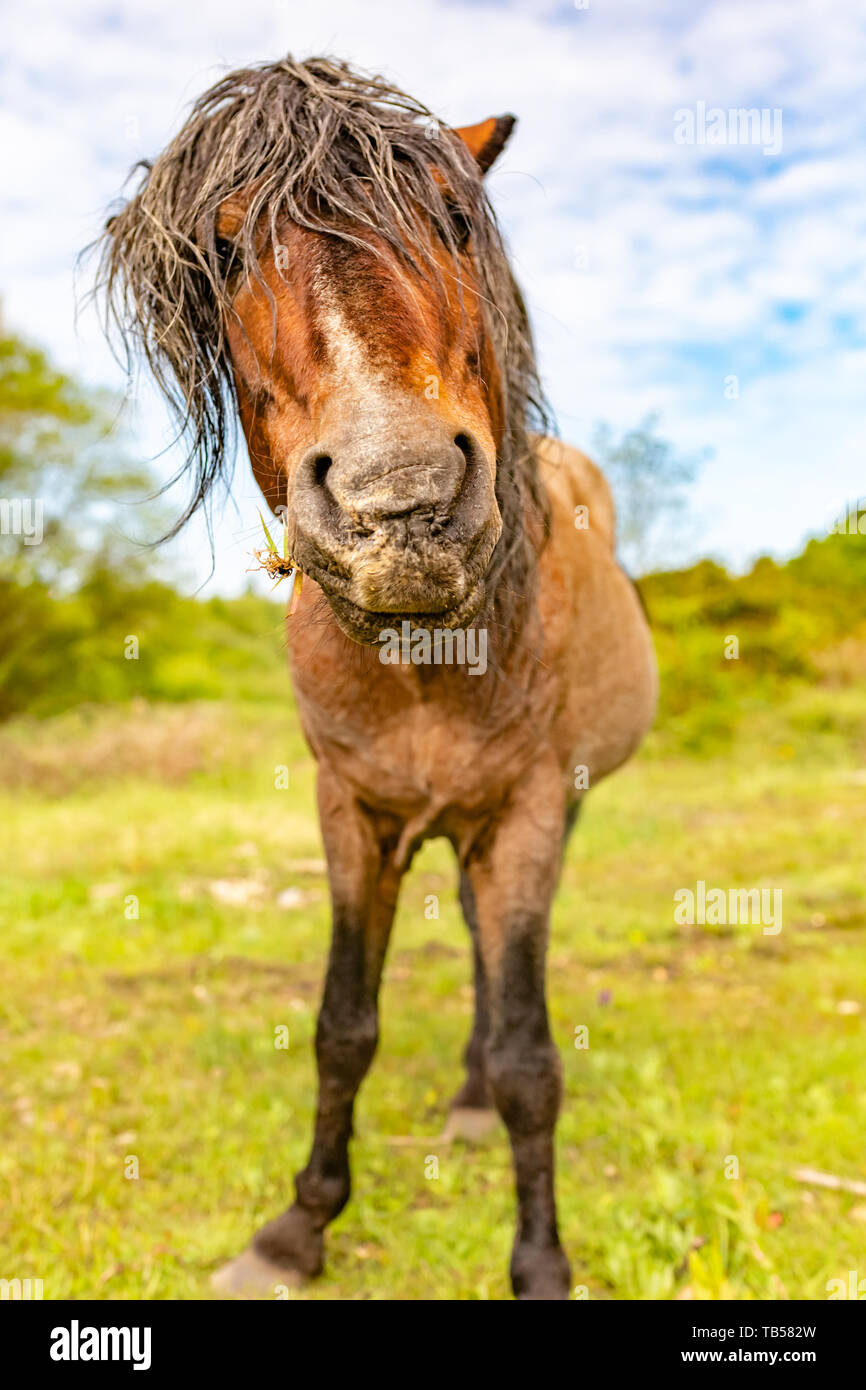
[251, 548, 295, 582]
[249, 509, 303, 612]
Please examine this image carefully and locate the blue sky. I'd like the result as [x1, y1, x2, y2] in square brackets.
[2, 0, 864, 590]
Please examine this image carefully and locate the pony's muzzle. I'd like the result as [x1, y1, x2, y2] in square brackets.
[314, 428, 471, 522]
[289, 424, 501, 624]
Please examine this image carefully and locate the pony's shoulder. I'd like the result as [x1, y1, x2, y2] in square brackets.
[532, 435, 616, 550]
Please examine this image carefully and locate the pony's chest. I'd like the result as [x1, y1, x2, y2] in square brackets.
[299, 680, 543, 820]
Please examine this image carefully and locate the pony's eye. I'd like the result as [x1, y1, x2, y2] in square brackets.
[213, 235, 240, 275]
[444, 200, 472, 248]
[451, 210, 471, 245]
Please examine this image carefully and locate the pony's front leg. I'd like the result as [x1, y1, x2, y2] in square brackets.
[465, 755, 572, 1300]
[213, 768, 400, 1295]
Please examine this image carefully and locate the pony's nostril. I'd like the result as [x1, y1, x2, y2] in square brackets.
[454, 433, 473, 462]
[313, 454, 333, 488]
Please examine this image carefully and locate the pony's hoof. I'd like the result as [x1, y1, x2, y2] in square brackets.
[440, 1106, 500, 1142]
[512, 1245, 571, 1300]
[211, 1247, 305, 1298]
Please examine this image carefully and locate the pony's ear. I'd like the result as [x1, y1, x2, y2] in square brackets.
[451, 115, 517, 174]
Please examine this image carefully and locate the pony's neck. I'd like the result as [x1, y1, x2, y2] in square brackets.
[483, 429, 547, 657]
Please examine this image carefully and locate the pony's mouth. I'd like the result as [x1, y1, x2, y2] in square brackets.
[317, 576, 488, 646]
[292, 516, 499, 645]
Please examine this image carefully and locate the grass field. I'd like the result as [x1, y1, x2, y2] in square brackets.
[2, 684, 865, 1302]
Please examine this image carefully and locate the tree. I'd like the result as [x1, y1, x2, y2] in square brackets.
[0, 322, 172, 719]
[591, 413, 709, 575]
[0, 321, 163, 588]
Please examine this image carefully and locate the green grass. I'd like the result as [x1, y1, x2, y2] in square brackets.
[1, 693, 865, 1300]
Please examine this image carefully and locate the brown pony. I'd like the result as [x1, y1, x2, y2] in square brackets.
[97, 56, 657, 1300]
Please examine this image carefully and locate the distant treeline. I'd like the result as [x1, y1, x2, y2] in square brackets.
[643, 528, 866, 752]
[0, 574, 289, 721]
[1, 527, 864, 741]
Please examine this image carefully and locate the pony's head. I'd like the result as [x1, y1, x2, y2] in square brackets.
[97, 57, 549, 643]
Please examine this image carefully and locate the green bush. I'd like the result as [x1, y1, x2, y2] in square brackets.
[0, 573, 286, 720]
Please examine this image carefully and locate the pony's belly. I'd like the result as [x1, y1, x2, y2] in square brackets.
[554, 641, 658, 787]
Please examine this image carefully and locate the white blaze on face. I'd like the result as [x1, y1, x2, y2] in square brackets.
[318, 287, 395, 399]
[316, 292, 433, 463]
[320, 299, 382, 390]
